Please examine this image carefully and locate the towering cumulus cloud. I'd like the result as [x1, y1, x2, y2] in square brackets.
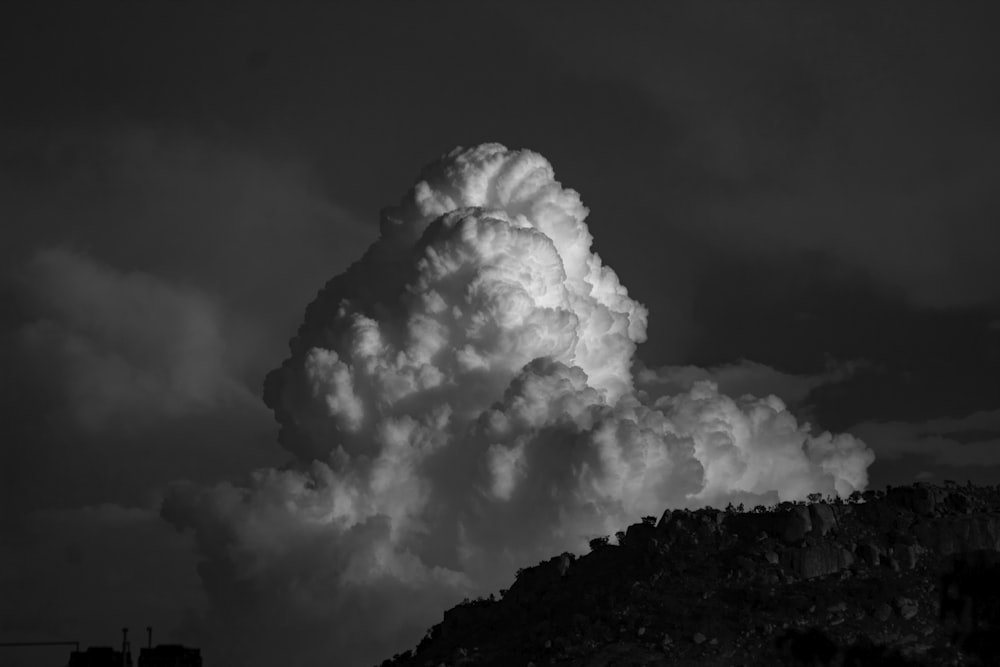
[164, 144, 873, 666]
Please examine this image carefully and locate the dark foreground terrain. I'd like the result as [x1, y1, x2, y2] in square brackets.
[381, 483, 1000, 666]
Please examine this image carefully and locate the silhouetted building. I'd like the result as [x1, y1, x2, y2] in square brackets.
[137, 644, 202, 667]
[65, 628, 133, 667]
[53, 628, 200, 667]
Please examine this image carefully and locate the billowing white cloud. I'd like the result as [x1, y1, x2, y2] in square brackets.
[263, 144, 648, 462]
[165, 144, 874, 666]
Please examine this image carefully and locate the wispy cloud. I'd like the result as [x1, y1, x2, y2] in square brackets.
[19, 248, 253, 431]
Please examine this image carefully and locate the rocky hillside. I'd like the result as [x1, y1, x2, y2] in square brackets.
[379, 483, 1000, 666]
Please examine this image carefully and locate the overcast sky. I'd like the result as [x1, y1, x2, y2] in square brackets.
[1, 2, 998, 666]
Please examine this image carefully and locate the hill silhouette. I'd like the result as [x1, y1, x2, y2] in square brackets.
[380, 482, 1000, 666]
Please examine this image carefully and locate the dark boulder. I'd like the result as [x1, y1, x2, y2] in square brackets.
[781, 505, 813, 544]
[809, 503, 838, 536]
[621, 522, 659, 552]
[780, 544, 842, 579]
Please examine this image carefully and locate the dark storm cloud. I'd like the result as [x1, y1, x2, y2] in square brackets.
[686, 253, 1000, 428]
[525, 2, 1000, 311]
[3, 3, 997, 321]
[853, 408, 1000, 465]
[850, 408, 1000, 488]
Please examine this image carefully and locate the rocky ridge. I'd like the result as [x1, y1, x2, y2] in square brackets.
[380, 483, 1000, 666]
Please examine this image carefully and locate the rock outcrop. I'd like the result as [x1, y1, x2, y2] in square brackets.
[380, 483, 1000, 666]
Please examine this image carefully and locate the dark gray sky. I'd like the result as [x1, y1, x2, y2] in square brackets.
[1, 2, 999, 665]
